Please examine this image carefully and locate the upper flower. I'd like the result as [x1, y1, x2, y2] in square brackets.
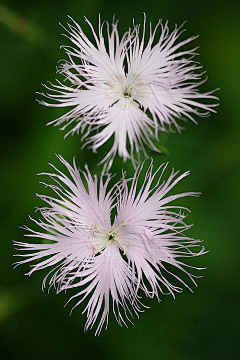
[14, 155, 206, 335]
[39, 15, 219, 170]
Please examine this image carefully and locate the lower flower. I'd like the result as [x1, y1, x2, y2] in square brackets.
[13, 155, 206, 335]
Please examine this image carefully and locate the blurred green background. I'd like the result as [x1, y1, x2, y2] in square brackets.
[0, 0, 239, 359]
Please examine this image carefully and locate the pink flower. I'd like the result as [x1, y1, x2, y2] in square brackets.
[39, 16, 219, 171]
[14, 155, 206, 335]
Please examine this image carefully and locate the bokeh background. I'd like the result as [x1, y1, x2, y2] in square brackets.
[1, 0, 239, 359]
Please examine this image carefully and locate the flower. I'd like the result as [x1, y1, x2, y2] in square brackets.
[14, 155, 206, 335]
[39, 15, 219, 170]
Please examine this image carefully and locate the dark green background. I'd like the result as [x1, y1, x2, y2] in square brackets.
[1, 0, 239, 359]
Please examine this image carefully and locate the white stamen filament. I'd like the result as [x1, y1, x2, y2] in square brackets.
[90, 221, 129, 255]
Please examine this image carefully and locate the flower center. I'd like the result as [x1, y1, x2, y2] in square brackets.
[122, 88, 132, 98]
[106, 72, 147, 106]
[108, 232, 116, 241]
[90, 222, 129, 255]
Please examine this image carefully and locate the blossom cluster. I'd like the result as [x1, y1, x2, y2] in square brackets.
[14, 15, 218, 335]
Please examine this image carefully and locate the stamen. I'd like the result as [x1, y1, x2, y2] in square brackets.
[90, 221, 130, 256]
[93, 244, 103, 255]
[114, 221, 128, 232]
